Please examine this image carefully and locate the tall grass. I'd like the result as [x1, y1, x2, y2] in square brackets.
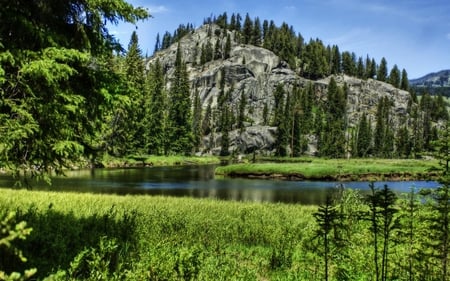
[0, 185, 446, 280]
[216, 158, 439, 180]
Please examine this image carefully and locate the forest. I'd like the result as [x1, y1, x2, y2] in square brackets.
[1, 3, 449, 181]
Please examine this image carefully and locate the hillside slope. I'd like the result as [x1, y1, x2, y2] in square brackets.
[147, 24, 414, 156]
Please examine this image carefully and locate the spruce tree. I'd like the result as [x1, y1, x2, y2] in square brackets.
[168, 43, 193, 155]
[192, 89, 203, 152]
[377, 57, 388, 82]
[388, 64, 401, 88]
[243, 13, 253, 44]
[124, 31, 146, 154]
[145, 59, 167, 155]
[356, 113, 372, 157]
[238, 91, 247, 132]
[400, 68, 409, 91]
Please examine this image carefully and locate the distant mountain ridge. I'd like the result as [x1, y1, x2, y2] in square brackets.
[410, 69, 450, 96]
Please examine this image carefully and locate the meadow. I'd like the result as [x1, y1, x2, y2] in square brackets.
[1, 183, 448, 280]
[215, 158, 440, 181]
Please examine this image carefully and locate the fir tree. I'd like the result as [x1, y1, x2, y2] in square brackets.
[389, 64, 401, 88]
[192, 89, 203, 152]
[400, 68, 409, 91]
[224, 34, 231, 59]
[145, 59, 167, 155]
[356, 113, 372, 157]
[243, 13, 253, 44]
[377, 57, 388, 82]
[168, 43, 193, 155]
[238, 91, 247, 132]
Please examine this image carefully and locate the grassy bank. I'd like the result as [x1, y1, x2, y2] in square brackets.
[100, 154, 221, 167]
[0, 186, 448, 280]
[215, 158, 440, 181]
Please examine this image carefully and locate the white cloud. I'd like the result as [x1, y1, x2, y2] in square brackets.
[147, 5, 169, 14]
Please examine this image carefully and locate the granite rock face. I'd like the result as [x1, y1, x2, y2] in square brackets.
[147, 24, 412, 155]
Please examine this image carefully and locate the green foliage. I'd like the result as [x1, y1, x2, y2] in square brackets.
[168, 44, 193, 155]
[0, 212, 36, 281]
[0, 0, 149, 183]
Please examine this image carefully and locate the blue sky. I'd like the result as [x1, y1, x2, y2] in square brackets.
[111, 0, 450, 79]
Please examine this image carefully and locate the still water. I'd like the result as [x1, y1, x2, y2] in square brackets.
[0, 165, 440, 204]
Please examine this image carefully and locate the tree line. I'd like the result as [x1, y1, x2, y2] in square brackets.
[155, 12, 410, 91]
[1, 3, 448, 183]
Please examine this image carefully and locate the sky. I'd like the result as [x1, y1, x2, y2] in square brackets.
[110, 0, 450, 79]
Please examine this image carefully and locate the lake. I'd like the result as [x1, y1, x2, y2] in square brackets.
[0, 165, 440, 204]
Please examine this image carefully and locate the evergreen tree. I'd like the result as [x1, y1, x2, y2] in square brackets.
[145, 59, 167, 155]
[396, 124, 411, 158]
[373, 97, 392, 157]
[0, 0, 149, 181]
[219, 105, 232, 156]
[262, 102, 269, 126]
[154, 33, 161, 54]
[238, 91, 247, 132]
[243, 13, 253, 44]
[356, 56, 365, 79]
[124, 31, 146, 154]
[202, 98, 213, 136]
[214, 38, 221, 60]
[253, 17, 262, 46]
[224, 34, 232, 59]
[400, 68, 409, 91]
[330, 45, 341, 74]
[320, 78, 347, 157]
[377, 57, 388, 82]
[192, 89, 203, 152]
[342, 51, 356, 76]
[314, 194, 342, 281]
[356, 113, 372, 157]
[365, 184, 398, 281]
[168, 43, 193, 155]
[388, 64, 401, 88]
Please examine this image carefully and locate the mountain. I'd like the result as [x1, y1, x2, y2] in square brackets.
[410, 69, 450, 96]
[146, 23, 422, 156]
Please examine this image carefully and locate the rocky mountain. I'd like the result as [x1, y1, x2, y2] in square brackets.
[410, 69, 450, 87]
[147, 24, 413, 156]
[410, 69, 450, 96]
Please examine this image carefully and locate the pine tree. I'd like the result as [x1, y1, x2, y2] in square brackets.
[243, 13, 253, 44]
[214, 38, 221, 60]
[154, 33, 161, 54]
[377, 57, 388, 82]
[124, 31, 146, 154]
[400, 68, 409, 91]
[342, 51, 356, 76]
[253, 17, 262, 46]
[356, 113, 372, 157]
[357, 56, 365, 79]
[192, 89, 203, 152]
[330, 45, 341, 74]
[145, 59, 167, 155]
[168, 43, 193, 155]
[389, 64, 401, 88]
[224, 34, 231, 59]
[238, 91, 247, 132]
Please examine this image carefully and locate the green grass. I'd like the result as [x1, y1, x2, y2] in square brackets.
[215, 158, 440, 180]
[101, 154, 221, 167]
[0, 185, 446, 280]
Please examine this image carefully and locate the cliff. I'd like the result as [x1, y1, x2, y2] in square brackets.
[147, 24, 412, 155]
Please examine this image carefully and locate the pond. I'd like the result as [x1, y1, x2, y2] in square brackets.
[0, 165, 440, 204]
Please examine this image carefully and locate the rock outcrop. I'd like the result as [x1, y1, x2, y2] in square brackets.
[147, 24, 412, 155]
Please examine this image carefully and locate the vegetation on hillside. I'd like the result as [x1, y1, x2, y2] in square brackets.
[0, 2, 447, 183]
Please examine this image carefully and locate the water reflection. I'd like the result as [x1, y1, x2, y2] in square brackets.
[0, 165, 440, 204]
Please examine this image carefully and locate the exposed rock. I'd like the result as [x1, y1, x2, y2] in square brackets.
[147, 24, 413, 156]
